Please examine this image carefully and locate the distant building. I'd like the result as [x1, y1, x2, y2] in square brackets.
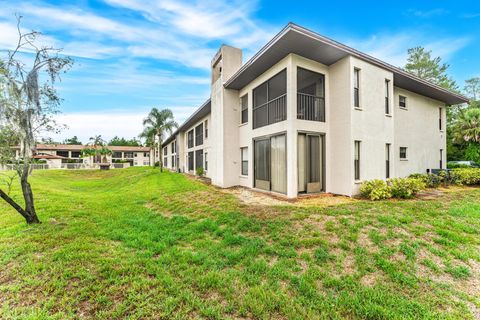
[14, 144, 152, 169]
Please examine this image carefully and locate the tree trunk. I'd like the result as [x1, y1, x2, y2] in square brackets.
[158, 133, 163, 172]
[0, 188, 30, 220]
[20, 167, 40, 224]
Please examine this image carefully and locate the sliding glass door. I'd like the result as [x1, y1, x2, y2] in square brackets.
[298, 133, 325, 193]
[254, 134, 287, 194]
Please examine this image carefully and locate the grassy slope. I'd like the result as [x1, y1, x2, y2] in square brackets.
[0, 168, 479, 319]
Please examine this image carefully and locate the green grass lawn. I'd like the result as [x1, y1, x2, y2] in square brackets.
[0, 168, 479, 319]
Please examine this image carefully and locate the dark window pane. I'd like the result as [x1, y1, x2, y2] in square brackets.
[188, 130, 194, 148]
[188, 151, 194, 171]
[195, 149, 203, 169]
[254, 139, 270, 182]
[253, 82, 268, 107]
[195, 123, 204, 146]
[268, 69, 286, 100]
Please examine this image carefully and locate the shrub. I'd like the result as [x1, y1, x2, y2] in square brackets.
[409, 173, 443, 188]
[447, 162, 470, 169]
[154, 161, 159, 167]
[450, 168, 480, 185]
[359, 179, 392, 200]
[196, 167, 205, 177]
[389, 177, 425, 199]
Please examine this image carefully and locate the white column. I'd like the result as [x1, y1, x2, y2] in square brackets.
[286, 55, 298, 198]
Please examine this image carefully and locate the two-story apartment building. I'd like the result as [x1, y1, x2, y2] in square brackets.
[162, 23, 467, 198]
[16, 144, 152, 169]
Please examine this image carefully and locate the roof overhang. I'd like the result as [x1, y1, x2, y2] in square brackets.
[224, 23, 468, 106]
[162, 99, 211, 147]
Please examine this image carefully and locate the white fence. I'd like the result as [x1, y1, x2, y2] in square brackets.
[0, 164, 50, 171]
[0, 163, 130, 171]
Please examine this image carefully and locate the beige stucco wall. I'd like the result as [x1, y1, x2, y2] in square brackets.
[164, 49, 448, 197]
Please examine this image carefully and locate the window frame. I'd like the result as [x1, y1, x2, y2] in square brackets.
[187, 130, 194, 149]
[252, 69, 287, 129]
[385, 79, 390, 115]
[399, 147, 408, 160]
[241, 147, 248, 176]
[353, 68, 360, 109]
[354, 141, 361, 181]
[240, 94, 248, 124]
[399, 95, 407, 109]
[195, 123, 204, 146]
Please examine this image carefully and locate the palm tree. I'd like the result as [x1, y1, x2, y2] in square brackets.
[453, 108, 480, 144]
[88, 135, 105, 163]
[140, 108, 177, 171]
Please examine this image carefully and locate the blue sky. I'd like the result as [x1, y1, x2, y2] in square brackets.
[0, 0, 479, 143]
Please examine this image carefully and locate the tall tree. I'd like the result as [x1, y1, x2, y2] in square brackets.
[464, 77, 480, 107]
[63, 136, 82, 145]
[108, 136, 141, 146]
[140, 108, 177, 171]
[404, 47, 458, 91]
[0, 16, 73, 224]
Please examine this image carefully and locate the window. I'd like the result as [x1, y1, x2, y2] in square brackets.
[205, 152, 208, 171]
[204, 120, 208, 138]
[354, 68, 360, 108]
[172, 155, 175, 168]
[241, 94, 248, 124]
[57, 151, 69, 157]
[163, 147, 167, 156]
[297, 67, 325, 122]
[254, 134, 287, 194]
[195, 123, 204, 146]
[253, 69, 287, 129]
[354, 141, 361, 180]
[386, 143, 391, 178]
[163, 157, 167, 167]
[385, 79, 390, 115]
[399, 95, 407, 109]
[241, 147, 248, 175]
[171, 141, 175, 153]
[188, 151, 194, 171]
[440, 149, 443, 169]
[195, 149, 203, 169]
[71, 151, 81, 158]
[400, 147, 407, 160]
[439, 107, 443, 131]
[124, 152, 134, 158]
[143, 152, 149, 157]
[187, 130, 194, 149]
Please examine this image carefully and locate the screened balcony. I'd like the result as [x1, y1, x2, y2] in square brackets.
[297, 67, 325, 122]
[253, 69, 287, 129]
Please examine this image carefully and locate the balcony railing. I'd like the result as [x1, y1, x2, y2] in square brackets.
[253, 94, 287, 129]
[297, 92, 325, 122]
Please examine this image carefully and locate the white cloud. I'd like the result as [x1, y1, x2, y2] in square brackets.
[51, 106, 198, 143]
[408, 8, 448, 18]
[346, 32, 471, 68]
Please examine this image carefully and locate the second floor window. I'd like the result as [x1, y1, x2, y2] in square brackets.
[187, 130, 194, 148]
[297, 67, 325, 122]
[385, 79, 390, 115]
[171, 141, 175, 153]
[241, 94, 248, 124]
[399, 95, 407, 109]
[205, 120, 208, 138]
[354, 68, 360, 108]
[163, 147, 167, 156]
[195, 123, 204, 146]
[253, 69, 286, 129]
[439, 108, 443, 131]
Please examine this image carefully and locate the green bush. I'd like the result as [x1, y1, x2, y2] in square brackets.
[408, 173, 443, 188]
[389, 177, 425, 199]
[359, 180, 392, 200]
[450, 168, 480, 185]
[196, 167, 205, 177]
[447, 162, 470, 169]
[154, 161, 159, 167]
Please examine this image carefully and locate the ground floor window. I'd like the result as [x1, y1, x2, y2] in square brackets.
[241, 147, 248, 175]
[195, 149, 203, 169]
[386, 143, 391, 178]
[205, 152, 208, 171]
[298, 133, 325, 193]
[440, 149, 443, 169]
[172, 155, 175, 168]
[163, 157, 167, 167]
[400, 147, 407, 160]
[354, 141, 361, 180]
[254, 134, 286, 194]
[188, 151, 194, 171]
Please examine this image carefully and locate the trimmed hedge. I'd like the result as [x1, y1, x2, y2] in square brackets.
[360, 180, 391, 200]
[450, 168, 480, 185]
[359, 177, 424, 201]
